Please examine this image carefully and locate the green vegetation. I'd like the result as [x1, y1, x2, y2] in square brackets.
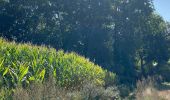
[1, 0, 170, 99]
[1, 0, 170, 85]
[0, 38, 115, 90]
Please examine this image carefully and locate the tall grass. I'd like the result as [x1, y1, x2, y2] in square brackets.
[135, 77, 165, 100]
[0, 76, 120, 100]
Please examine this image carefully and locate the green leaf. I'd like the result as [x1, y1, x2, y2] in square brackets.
[29, 76, 35, 81]
[19, 65, 29, 82]
[53, 69, 57, 77]
[0, 60, 4, 71]
[3, 67, 9, 76]
[39, 69, 45, 81]
[0, 60, 4, 67]
[12, 62, 17, 68]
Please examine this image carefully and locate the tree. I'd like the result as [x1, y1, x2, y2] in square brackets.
[110, 0, 155, 83]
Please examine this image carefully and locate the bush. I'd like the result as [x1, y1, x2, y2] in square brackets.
[80, 81, 120, 100]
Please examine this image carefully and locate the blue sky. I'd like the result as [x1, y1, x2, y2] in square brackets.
[153, 0, 170, 22]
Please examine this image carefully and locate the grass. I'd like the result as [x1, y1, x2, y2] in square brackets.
[1, 76, 120, 100]
[135, 77, 168, 100]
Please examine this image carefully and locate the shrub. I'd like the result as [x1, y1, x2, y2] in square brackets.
[80, 81, 120, 100]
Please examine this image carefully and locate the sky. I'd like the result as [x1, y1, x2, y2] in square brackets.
[153, 0, 170, 22]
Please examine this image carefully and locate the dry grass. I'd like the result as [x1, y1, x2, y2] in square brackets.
[158, 90, 170, 100]
[12, 77, 73, 100]
[135, 77, 166, 100]
[6, 77, 120, 100]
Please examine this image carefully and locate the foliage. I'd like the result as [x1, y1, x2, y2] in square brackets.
[0, 0, 170, 85]
[0, 38, 115, 89]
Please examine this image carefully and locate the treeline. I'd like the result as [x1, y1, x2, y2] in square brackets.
[0, 0, 170, 84]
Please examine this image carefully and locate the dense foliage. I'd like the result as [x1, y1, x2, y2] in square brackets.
[0, 38, 115, 89]
[0, 0, 170, 84]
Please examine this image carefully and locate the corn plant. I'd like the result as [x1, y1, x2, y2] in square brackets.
[0, 38, 116, 90]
